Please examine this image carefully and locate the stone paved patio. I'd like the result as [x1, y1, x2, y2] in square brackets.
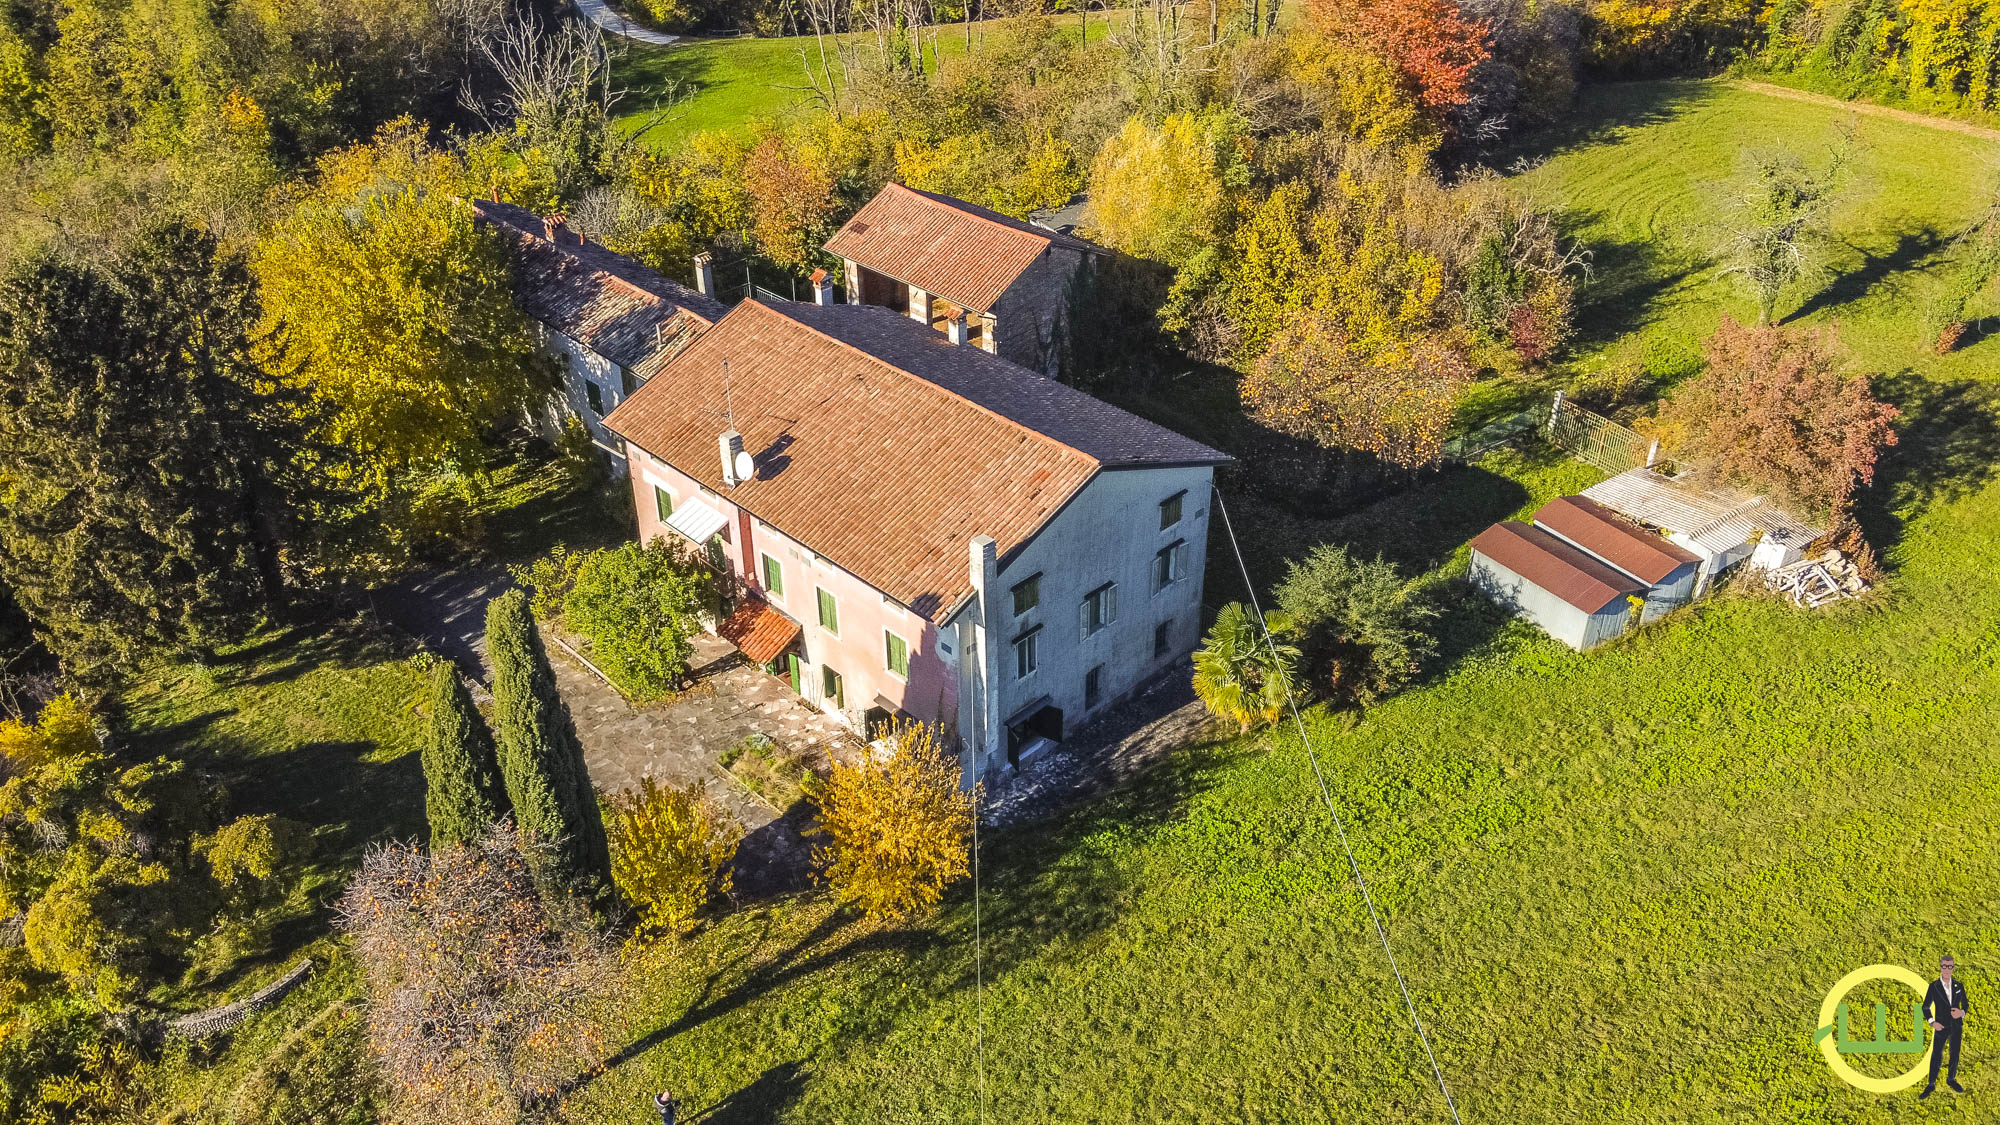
[376, 567, 859, 892]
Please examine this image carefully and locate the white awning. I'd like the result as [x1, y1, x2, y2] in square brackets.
[665, 498, 728, 545]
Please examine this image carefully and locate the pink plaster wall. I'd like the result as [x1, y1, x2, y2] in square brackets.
[624, 441, 958, 736]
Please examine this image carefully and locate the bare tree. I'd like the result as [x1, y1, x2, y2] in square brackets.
[461, 13, 627, 197]
[338, 827, 619, 1125]
[1717, 135, 1851, 324]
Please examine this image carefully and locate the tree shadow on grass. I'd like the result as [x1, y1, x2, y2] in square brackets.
[1856, 373, 2000, 559]
[1785, 226, 1947, 324]
[1487, 80, 1721, 167]
[1559, 213, 1708, 354]
[690, 1061, 808, 1124]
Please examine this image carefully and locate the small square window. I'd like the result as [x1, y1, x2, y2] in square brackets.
[654, 485, 674, 523]
[817, 588, 839, 634]
[620, 368, 638, 396]
[1160, 491, 1185, 530]
[1085, 664, 1104, 709]
[885, 630, 909, 678]
[1154, 620, 1173, 659]
[1014, 628, 1040, 680]
[761, 553, 784, 597]
[1011, 573, 1041, 616]
[585, 381, 605, 415]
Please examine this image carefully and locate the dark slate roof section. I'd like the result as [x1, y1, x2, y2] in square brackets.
[767, 300, 1231, 469]
[471, 199, 727, 381]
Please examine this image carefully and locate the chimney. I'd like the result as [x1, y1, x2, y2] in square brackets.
[719, 429, 746, 488]
[542, 213, 568, 242]
[810, 268, 834, 306]
[946, 311, 970, 346]
[694, 252, 715, 299]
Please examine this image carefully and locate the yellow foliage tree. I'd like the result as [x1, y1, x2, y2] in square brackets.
[1083, 113, 1232, 266]
[255, 122, 553, 499]
[606, 777, 741, 941]
[812, 720, 973, 923]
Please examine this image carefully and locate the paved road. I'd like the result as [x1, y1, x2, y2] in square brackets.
[575, 0, 681, 46]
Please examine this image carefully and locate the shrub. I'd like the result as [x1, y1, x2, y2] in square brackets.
[1192, 603, 1302, 731]
[606, 778, 740, 942]
[201, 814, 315, 890]
[813, 720, 973, 923]
[509, 545, 586, 624]
[561, 539, 710, 700]
[1273, 545, 1439, 704]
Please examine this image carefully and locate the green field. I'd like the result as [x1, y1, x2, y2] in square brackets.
[552, 81, 2000, 1123]
[609, 16, 1121, 145]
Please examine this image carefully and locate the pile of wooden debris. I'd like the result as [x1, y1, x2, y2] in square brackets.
[1762, 549, 1869, 608]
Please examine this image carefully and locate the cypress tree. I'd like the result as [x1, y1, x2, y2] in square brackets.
[485, 589, 610, 889]
[421, 660, 506, 847]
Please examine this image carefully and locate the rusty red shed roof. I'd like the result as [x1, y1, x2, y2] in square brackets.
[1532, 495, 1701, 586]
[1471, 521, 1646, 614]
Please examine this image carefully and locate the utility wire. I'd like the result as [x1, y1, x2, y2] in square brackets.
[972, 801, 988, 1125]
[1210, 486, 1466, 1125]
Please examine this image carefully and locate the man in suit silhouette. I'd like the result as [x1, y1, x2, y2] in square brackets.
[1922, 954, 1969, 1098]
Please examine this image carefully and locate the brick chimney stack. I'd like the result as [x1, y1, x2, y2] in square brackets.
[693, 252, 715, 299]
[810, 268, 834, 306]
[946, 311, 969, 346]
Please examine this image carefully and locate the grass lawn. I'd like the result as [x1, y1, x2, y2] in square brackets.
[553, 81, 2000, 1124]
[609, 15, 1124, 146]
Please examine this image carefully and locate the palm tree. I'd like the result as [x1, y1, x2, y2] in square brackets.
[1192, 602, 1301, 732]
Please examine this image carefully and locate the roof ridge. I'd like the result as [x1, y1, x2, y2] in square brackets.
[477, 200, 715, 325]
[748, 299, 1104, 472]
[884, 181, 1055, 249]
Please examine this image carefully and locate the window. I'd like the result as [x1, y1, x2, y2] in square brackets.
[1153, 540, 1188, 593]
[1014, 627, 1040, 680]
[620, 368, 638, 396]
[585, 380, 605, 415]
[1085, 665, 1104, 709]
[761, 553, 784, 597]
[1154, 620, 1173, 659]
[817, 587, 839, 634]
[705, 534, 726, 571]
[1011, 573, 1041, 616]
[653, 486, 674, 523]
[1079, 582, 1118, 639]
[885, 630, 909, 678]
[1160, 491, 1185, 530]
[822, 665, 845, 709]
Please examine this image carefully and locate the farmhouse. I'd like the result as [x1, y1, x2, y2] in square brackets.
[824, 182, 1102, 378]
[1469, 521, 1645, 651]
[602, 297, 1229, 785]
[472, 199, 727, 476]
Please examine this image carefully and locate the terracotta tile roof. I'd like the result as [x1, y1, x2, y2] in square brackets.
[717, 598, 802, 664]
[603, 300, 1227, 622]
[824, 183, 1100, 314]
[1532, 495, 1701, 586]
[472, 200, 727, 381]
[1470, 521, 1645, 614]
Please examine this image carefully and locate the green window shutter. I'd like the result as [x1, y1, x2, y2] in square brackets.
[654, 486, 673, 522]
[585, 381, 604, 415]
[1103, 583, 1118, 625]
[818, 589, 838, 633]
[763, 555, 783, 596]
[886, 631, 908, 677]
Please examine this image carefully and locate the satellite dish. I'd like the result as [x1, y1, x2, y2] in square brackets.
[733, 450, 756, 481]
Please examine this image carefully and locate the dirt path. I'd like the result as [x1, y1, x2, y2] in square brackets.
[1729, 80, 2000, 143]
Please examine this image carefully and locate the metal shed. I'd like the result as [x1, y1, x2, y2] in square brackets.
[1581, 469, 1823, 597]
[1531, 495, 1702, 624]
[1468, 522, 1646, 651]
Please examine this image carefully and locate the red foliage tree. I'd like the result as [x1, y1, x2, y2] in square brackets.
[1307, 0, 1491, 112]
[1667, 317, 1900, 523]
